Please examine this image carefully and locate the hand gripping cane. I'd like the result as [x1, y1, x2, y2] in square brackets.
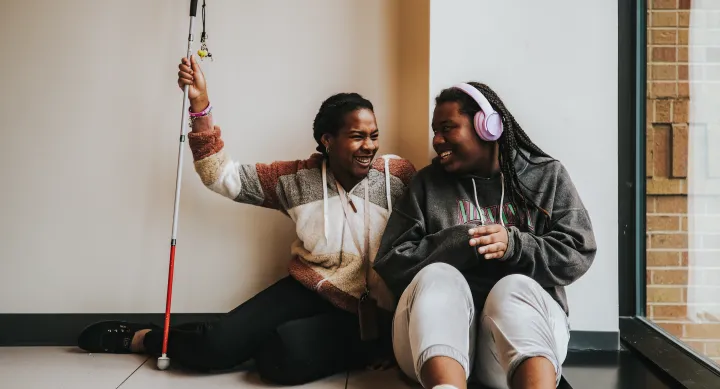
[157, 0, 200, 371]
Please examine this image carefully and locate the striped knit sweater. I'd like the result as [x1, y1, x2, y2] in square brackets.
[187, 114, 416, 313]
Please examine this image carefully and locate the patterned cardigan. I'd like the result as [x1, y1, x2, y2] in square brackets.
[187, 114, 416, 313]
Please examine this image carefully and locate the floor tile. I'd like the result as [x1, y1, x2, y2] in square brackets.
[118, 360, 349, 389]
[346, 368, 418, 389]
[0, 347, 148, 389]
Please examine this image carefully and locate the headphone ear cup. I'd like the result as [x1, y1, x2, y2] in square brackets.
[484, 112, 503, 141]
[453, 82, 504, 141]
[474, 110, 487, 140]
[475, 111, 503, 142]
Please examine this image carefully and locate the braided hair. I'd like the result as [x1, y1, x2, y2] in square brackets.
[435, 82, 554, 226]
[313, 92, 374, 155]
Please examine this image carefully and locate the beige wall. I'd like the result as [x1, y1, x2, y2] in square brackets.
[396, 0, 431, 169]
[0, 0, 401, 313]
[1, 0, 620, 336]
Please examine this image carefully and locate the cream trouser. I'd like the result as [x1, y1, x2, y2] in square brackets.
[392, 263, 570, 389]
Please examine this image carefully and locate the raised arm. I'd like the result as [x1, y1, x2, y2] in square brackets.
[177, 55, 303, 212]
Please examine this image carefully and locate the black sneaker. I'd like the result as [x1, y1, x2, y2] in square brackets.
[77, 320, 158, 354]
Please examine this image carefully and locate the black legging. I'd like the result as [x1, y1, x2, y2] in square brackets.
[142, 276, 391, 385]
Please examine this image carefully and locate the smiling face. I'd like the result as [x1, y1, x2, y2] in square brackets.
[432, 101, 497, 175]
[322, 108, 379, 187]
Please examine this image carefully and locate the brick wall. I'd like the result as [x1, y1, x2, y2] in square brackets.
[646, 0, 720, 366]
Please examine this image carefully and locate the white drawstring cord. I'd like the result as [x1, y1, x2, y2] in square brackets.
[472, 178, 485, 225]
[384, 156, 392, 213]
[323, 155, 397, 241]
[322, 159, 328, 242]
[471, 172, 505, 226]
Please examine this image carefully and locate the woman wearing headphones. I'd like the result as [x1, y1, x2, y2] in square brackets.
[372, 82, 597, 389]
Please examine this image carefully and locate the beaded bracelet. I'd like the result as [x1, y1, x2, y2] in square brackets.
[189, 102, 212, 117]
[188, 103, 213, 127]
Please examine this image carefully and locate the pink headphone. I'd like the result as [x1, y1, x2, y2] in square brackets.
[453, 83, 503, 141]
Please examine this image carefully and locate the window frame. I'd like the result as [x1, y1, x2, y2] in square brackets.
[618, 1, 720, 387]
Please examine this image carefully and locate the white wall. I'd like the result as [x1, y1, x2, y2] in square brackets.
[0, 0, 400, 313]
[427, 0, 619, 333]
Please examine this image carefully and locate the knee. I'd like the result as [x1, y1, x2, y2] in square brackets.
[412, 262, 465, 291]
[484, 274, 538, 319]
[406, 263, 472, 310]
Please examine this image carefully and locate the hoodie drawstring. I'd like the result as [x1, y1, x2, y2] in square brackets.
[321, 156, 393, 243]
[471, 172, 505, 227]
[322, 159, 329, 242]
[384, 156, 392, 212]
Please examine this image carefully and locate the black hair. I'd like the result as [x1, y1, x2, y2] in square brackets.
[312, 92, 374, 155]
[435, 82, 554, 225]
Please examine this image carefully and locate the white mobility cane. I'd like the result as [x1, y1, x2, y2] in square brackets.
[157, 0, 200, 371]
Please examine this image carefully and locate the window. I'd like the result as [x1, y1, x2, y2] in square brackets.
[645, 0, 720, 368]
[619, 0, 720, 386]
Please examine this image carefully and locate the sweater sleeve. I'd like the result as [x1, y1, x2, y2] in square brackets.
[499, 165, 597, 287]
[372, 177, 479, 298]
[186, 115, 313, 212]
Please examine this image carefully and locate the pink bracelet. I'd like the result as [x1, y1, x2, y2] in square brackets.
[189, 103, 212, 117]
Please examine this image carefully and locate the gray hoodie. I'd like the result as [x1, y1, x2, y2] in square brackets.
[373, 147, 597, 315]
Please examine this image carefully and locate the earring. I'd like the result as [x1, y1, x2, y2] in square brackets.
[325, 145, 331, 154]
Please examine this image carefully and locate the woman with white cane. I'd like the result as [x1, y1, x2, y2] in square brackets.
[77, 44, 416, 388]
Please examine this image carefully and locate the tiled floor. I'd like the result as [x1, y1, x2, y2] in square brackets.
[0, 347, 416, 389]
[2, 346, 691, 389]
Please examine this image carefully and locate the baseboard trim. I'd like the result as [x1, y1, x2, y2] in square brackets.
[568, 329, 620, 351]
[0, 314, 220, 347]
[0, 314, 620, 351]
